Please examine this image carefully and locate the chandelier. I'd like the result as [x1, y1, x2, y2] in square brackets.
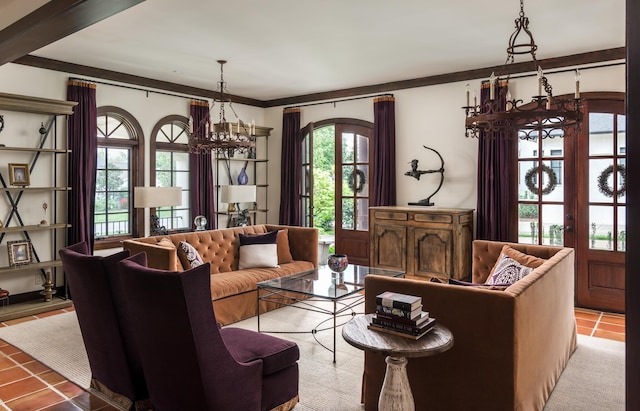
[463, 0, 582, 140]
[188, 60, 256, 154]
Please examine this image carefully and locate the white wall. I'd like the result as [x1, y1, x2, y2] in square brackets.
[0, 61, 625, 294]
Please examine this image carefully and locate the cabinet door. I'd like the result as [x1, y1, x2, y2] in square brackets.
[371, 224, 406, 271]
[413, 227, 452, 279]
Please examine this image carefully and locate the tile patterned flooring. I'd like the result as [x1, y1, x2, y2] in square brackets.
[0, 306, 626, 410]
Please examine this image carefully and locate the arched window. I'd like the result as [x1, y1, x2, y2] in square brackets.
[151, 115, 191, 231]
[94, 106, 143, 248]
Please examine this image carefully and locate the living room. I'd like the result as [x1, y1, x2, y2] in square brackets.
[0, 1, 637, 410]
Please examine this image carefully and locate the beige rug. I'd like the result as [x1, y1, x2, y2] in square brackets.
[0, 303, 625, 410]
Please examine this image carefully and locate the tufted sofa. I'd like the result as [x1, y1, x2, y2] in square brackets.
[362, 240, 577, 411]
[122, 224, 318, 325]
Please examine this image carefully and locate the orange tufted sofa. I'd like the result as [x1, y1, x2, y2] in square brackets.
[122, 224, 318, 325]
[362, 240, 577, 411]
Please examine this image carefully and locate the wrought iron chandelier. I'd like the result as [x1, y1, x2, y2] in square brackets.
[188, 60, 256, 154]
[463, 0, 582, 139]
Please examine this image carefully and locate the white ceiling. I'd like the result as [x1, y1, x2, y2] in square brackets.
[2, 0, 626, 101]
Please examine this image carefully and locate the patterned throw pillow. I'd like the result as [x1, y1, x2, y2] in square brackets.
[177, 241, 203, 268]
[487, 254, 533, 285]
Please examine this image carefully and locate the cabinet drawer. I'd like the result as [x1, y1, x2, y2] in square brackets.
[414, 213, 452, 224]
[459, 213, 473, 224]
[373, 212, 407, 221]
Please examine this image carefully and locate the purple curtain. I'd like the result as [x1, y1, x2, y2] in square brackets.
[371, 96, 397, 206]
[278, 108, 302, 225]
[189, 101, 216, 229]
[476, 81, 515, 241]
[67, 80, 97, 252]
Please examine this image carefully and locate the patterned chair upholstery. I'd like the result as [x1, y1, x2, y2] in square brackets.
[59, 242, 149, 410]
[118, 252, 300, 411]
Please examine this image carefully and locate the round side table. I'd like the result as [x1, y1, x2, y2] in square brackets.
[342, 313, 453, 411]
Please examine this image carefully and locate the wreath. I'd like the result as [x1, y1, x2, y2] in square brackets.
[348, 169, 366, 193]
[524, 164, 558, 195]
[597, 164, 626, 198]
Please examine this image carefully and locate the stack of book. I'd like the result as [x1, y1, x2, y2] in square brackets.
[369, 291, 436, 340]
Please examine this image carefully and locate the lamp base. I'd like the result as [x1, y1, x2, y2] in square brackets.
[150, 214, 168, 236]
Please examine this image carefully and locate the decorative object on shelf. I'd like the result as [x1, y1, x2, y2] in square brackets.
[0, 219, 3, 229]
[133, 186, 183, 236]
[235, 209, 251, 227]
[194, 215, 208, 231]
[524, 164, 558, 195]
[8, 163, 30, 186]
[39, 122, 46, 136]
[0, 115, 4, 134]
[597, 164, 626, 198]
[327, 254, 349, 273]
[220, 185, 256, 213]
[405, 146, 445, 206]
[188, 60, 257, 154]
[7, 240, 32, 266]
[347, 168, 366, 194]
[462, 0, 582, 140]
[39, 201, 49, 226]
[237, 164, 249, 185]
[40, 270, 56, 302]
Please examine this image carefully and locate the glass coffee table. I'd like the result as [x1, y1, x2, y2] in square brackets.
[257, 264, 405, 363]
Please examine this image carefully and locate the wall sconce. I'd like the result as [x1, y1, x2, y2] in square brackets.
[134, 186, 182, 236]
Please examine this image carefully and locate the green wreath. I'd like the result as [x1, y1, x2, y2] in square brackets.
[597, 164, 626, 198]
[525, 164, 558, 195]
[348, 169, 366, 193]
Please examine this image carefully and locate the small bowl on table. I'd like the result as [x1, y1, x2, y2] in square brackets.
[327, 254, 348, 273]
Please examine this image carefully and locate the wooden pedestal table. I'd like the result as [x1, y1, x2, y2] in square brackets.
[342, 314, 453, 411]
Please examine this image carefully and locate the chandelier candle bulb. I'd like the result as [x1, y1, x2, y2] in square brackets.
[506, 90, 512, 111]
[466, 84, 470, 106]
[575, 69, 580, 99]
[537, 66, 543, 96]
[489, 72, 496, 100]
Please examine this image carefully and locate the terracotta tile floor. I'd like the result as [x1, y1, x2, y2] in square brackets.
[0, 306, 626, 410]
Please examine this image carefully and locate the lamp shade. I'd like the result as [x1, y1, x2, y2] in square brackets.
[219, 185, 256, 204]
[134, 186, 182, 208]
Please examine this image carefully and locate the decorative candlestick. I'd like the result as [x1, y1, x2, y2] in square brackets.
[39, 201, 48, 226]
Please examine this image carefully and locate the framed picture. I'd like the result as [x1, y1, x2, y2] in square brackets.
[7, 240, 32, 266]
[8, 163, 30, 186]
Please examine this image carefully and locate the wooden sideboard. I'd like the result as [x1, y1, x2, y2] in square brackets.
[369, 206, 474, 281]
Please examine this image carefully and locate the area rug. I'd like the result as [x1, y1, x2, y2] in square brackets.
[0, 305, 625, 410]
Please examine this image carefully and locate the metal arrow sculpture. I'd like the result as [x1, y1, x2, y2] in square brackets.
[405, 146, 445, 206]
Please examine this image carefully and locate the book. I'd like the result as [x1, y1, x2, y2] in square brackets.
[376, 304, 423, 320]
[372, 316, 436, 336]
[368, 322, 436, 340]
[376, 291, 422, 311]
[375, 310, 430, 326]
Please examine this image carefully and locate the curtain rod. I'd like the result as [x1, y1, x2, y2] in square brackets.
[284, 93, 394, 110]
[67, 77, 209, 102]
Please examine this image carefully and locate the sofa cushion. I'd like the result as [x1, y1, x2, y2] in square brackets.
[487, 254, 533, 285]
[500, 244, 546, 268]
[177, 241, 203, 268]
[157, 237, 176, 250]
[246, 230, 293, 265]
[221, 327, 300, 375]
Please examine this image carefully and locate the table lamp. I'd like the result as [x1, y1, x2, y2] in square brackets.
[219, 185, 256, 213]
[134, 186, 182, 236]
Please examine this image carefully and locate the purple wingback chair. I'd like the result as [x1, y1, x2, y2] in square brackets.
[58, 242, 149, 410]
[118, 252, 300, 411]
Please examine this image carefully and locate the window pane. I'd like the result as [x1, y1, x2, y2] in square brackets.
[617, 114, 626, 155]
[518, 137, 538, 159]
[156, 152, 171, 170]
[356, 198, 369, 231]
[542, 160, 562, 201]
[589, 113, 614, 156]
[541, 204, 564, 246]
[343, 165, 354, 196]
[342, 198, 354, 230]
[173, 152, 189, 171]
[156, 171, 172, 187]
[518, 203, 539, 244]
[590, 158, 615, 203]
[108, 170, 129, 191]
[356, 165, 369, 197]
[618, 206, 626, 252]
[107, 148, 130, 169]
[342, 132, 354, 163]
[519, 161, 538, 201]
[589, 205, 614, 250]
[541, 136, 563, 155]
[356, 134, 369, 162]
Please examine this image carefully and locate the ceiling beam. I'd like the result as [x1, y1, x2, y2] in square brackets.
[0, 0, 145, 66]
[13, 47, 625, 108]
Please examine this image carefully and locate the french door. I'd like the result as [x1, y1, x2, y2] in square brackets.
[516, 94, 625, 312]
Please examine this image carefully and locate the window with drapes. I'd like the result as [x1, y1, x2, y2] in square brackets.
[94, 107, 143, 246]
[151, 115, 191, 232]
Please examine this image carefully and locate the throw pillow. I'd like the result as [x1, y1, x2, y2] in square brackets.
[500, 245, 546, 269]
[239, 230, 279, 269]
[487, 254, 533, 285]
[177, 241, 203, 268]
[245, 230, 293, 264]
